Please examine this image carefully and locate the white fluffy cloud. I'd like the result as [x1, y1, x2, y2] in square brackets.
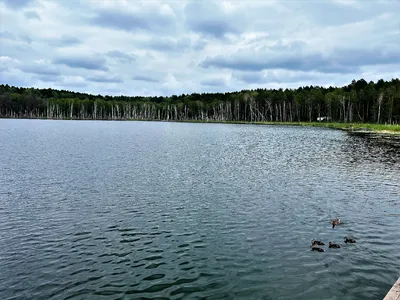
[0, 0, 399, 96]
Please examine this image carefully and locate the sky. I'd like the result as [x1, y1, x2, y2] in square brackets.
[0, 0, 399, 97]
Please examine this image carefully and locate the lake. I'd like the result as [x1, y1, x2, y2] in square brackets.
[0, 119, 399, 300]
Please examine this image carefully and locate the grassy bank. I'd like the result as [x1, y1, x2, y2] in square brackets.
[290, 122, 400, 133]
[170, 120, 400, 134]
[316, 123, 400, 133]
[296, 122, 400, 133]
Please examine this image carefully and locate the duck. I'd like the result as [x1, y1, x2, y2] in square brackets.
[344, 236, 356, 243]
[331, 217, 340, 228]
[328, 242, 341, 248]
[311, 239, 325, 246]
[311, 245, 325, 252]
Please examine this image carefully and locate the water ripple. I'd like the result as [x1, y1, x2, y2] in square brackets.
[0, 120, 399, 300]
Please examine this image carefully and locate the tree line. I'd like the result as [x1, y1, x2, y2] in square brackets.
[0, 78, 399, 124]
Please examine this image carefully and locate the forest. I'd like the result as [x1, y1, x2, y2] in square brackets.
[0, 78, 399, 124]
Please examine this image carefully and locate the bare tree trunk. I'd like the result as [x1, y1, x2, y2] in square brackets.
[340, 96, 346, 122]
[348, 102, 353, 123]
[93, 101, 97, 119]
[70, 102, 73, 119]
[377, 93, 383, 123]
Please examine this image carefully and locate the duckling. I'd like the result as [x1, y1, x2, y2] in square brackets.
[311, 245, 325, 252]
[331, 217, 340, 228]
[344, 236, 356, 243]
[328, 242, 341, 248]
[311, 239, 325, 246]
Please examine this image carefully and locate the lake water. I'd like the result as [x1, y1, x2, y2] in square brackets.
[0, 119, 399, 300]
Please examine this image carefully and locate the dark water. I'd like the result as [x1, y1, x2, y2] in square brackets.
[0, 119, 399, 300]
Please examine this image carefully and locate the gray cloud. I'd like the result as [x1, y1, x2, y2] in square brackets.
[201, 47, 400, 74]
[234, 71, 319, 84]
[138, 37, 207, 53]
[235, 72, 266, 84]
[0, 31, 16, 40]
[37, 75, 62, 82]
[48, 35, 82, 47]
[20, 35, 33, 44]
[90, 9, 175, 33]
[0, 69, 32, 88]
[53, 56, 108, 71]
[2, 0, 33, 9]
[184, 1, 242, 38]
[191, 39, 207, 51]
[0, 64, 9, 73]
[87, 74, 123, 83]
[0, 0, 399, 95]
[1, 31, 33, 44]
[293, 1, 397, 26]
[0, 41, 37, 59]
[144, 37, 190, 52]
[19, 64, 61, 76]
[200, 53, 325, 73]
[133, 75, 159, 83]
[331, 48, 400, 68]
[201, 78, 226, 87]
[24, 10, 40, 20]
[59, 81, 88, 89]
[106, 50, 135, 63]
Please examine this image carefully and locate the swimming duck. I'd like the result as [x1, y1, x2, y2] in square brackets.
[311, 239, 325, 246]
[311, 245, 325, 252]
[331, 218, 340, 228]
[344, 237, 356, 243]
[328, 242, 341, 248]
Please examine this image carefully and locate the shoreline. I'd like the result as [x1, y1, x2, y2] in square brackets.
[1, 117, 399, 135]
[383, 277, 400, 300]
[173, 120, 400, 134]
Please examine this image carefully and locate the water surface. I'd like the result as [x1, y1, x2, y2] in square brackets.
[0, 119, 399, 300]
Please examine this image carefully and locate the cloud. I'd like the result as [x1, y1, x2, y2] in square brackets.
[142, 37, 190, 52]
[106, 51, 135, 63]
[201, 78, 226, 87]
[37, 74, 61, 82]
[2, 0, 34, 9]
[0, 56, 20, 73]
[200, 51, 326, 72]
[20, 35, 33, 44]
[87, 74, 123, 83]
[0, 66, 9, 73]
[234, 72, 266, 84]
[201, 46, 400, 74]
[19, 60, 61, 76]
[234, 70, 319, 84]
[132, 75, 159, 83]
[184, 1, 242, 38]
[24, 10, 40, 20]
[0, 31, 16, 40]
[48, 35, 82, 47]
[53, 56, 108, 71]
[90, 5, 176, 33]
[1, 31, 33, 44]
[0, 41, 37, 59]
[0, 71, 31, 88]
[331, 0, 360, 7]
[331, 47, 400, 67]
[0, 0, 398, 96]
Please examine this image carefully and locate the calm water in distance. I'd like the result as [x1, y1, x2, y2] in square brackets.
[0, 119, 399, 300]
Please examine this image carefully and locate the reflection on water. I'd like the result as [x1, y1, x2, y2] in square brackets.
[342, 132, 400, 166]
[0, 120, 399, 300]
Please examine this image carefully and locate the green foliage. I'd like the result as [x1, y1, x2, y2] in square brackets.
[0, 78, 399, 124]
